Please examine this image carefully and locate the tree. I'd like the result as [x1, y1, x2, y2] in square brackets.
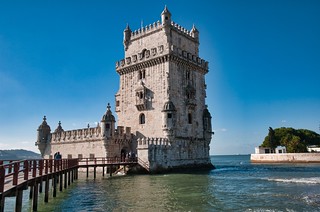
[261, 127, 320, 153]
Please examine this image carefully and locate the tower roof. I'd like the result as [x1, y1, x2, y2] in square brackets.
[161, 5, 171, 16]
[54, 121, 64, 133]
[162, 101, 176, 111]
[38, 116, 51, 131]
[101, 103, 116, 122]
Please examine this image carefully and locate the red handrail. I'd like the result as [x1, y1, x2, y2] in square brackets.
[0, 159, 79, 193]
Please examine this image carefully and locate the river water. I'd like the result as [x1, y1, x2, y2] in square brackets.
[4, 155, 320, 211]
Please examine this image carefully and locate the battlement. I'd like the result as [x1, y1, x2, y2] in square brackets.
[129, 20, 196, 41]
[130, 20, 162, 40]
[51, 127, 101, 143]
[137, 137, 171, 149]
[51, 125, 132, 143]
[116, 46, 208, 72]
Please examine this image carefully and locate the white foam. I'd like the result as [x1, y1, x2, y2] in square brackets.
[268, 177, 320, 184]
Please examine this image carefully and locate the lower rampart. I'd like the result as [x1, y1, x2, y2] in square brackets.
[250, 153, 320, 163]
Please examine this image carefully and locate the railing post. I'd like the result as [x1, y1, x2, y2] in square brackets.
[8, 161, 12, 174]
[32, 160, 37, 178]
[39, 160, 43, 176]
[0, 165, 5, 193]
[13, 162, 19, 185]
[45, 159, 48, 174]
[24, 160, 29, 180]
[49, 159, 53, 173]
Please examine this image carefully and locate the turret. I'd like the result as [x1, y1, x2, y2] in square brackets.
[190, 24, 199, 41]
[36, 116, 51, 157]
[101, 103, 116, 138]
[54, 121, 64, 133]
[161, 5, 171, 26]
[203, 105, 213, 139]
[123, 24, 131, 51]
[162, 101, 176, 138]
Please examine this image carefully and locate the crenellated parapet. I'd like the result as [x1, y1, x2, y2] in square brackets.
[116, 47, 208, 74]
[137, 137, 171, 149]
[51, 127, 101, 143]
[129, 20, 197, 41]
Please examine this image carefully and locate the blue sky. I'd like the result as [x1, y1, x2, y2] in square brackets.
[0, 0, 319, 155]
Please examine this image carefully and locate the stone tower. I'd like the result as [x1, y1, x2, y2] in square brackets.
[116, 6, 213, 171]
[36, 6, 213, 172]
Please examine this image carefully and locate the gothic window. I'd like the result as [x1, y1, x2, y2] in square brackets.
[186, 70, 190, 80]
[137, 91, 144, 99]
[139, 113, 145, 124]
[106, 123, 110, 129]
[188, 113, 192, 124]
[138, 70, 146, 80]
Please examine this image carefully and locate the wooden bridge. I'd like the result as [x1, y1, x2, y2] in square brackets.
[0, 157, 139, 212]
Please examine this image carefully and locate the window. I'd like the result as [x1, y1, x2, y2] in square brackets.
[78, 154, 83, 159]
[188, 113, 192, 124]
[106, 123, 110, 129]
[138, 70, 146, 80]
[116, 100, 120, 107]
[90, 154, 95, 160]
[139, 113, 145, 124]
[167, 113, 172, 119]
[186, 71, 190, 80]
[68, 154, 72, 159]
[139, 91, 144, 99]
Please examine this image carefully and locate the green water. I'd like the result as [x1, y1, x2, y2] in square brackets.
[3, 155, 320, 211]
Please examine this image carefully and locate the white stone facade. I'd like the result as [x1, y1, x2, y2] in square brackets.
[36, 6, 213, 172]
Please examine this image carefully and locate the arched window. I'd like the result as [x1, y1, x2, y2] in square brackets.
[139, 113, 145, 124]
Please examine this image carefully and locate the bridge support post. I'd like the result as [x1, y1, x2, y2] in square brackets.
[68, 171, 71, 185]
[102, 166, 105, 177]
[53, 175, 57, 197]
[64, 171, 67, 189]
[59, 172, 63, 192]
[15, 189, 23, 212]
[110, 165, 113, 177]
[86, 167, 89, 178]
[44, 176, 49, 203]
[39, 178, 43, 193]
[33, 182, 39, 211]
[29, 186, 33, 199]
[94, 167, 96, 179]
[0, 194, 5, 212]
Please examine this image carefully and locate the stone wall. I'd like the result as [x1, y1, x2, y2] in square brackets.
[250, 153, 320, 163]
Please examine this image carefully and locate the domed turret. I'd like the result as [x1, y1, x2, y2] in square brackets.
[37, 116, 51, 142]
[54, 121, 64, 133]
[203, 105, 213, 138]
[162, 101, 176, 138]
[190, 24, 199, 40]
[123, 24, 131, 51]
[161, 5, 171, 26]
[36, 116, 51, 157]
[162, 101, 176, 111]
[101, 103, 116, 138]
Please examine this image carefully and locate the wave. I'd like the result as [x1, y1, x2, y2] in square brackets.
[268, 177, 320, 184]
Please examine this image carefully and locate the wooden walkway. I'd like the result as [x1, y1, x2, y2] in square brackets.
[0, 158, 138, 212]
